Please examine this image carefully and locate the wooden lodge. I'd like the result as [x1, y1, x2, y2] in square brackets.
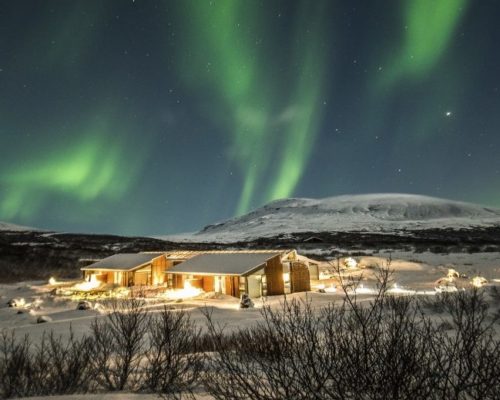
[81, 249, 314, 298]
[81, 253, 167, 286]
[166, 252, 286, 297]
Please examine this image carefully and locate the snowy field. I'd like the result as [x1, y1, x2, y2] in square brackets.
[2, 250, 499, 341]
[1, 250, 499, 400]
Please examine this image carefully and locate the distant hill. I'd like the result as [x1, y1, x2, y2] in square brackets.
[184, 194, 500, 242]
[0, 221, 39, 232]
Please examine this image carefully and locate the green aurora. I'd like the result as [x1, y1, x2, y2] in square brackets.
[177, 0, 331, 215]
[0, 0, 498, 235]
[1, 120, 143, 221]
[380, 0, 468, 89]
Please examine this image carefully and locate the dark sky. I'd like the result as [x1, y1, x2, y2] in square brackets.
[1, 0, 499, 236]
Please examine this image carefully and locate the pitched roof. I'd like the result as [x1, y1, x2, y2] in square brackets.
[81, 253, 162, 271]
[166, 252, 280, 276]
[140, 249, 292, 260]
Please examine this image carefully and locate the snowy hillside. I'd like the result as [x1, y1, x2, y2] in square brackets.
[183, 194, 500, 242]
[0, 221, 37, 231]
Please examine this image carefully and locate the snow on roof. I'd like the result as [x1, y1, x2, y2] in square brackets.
[141, 249, 291, 260]
[81, 253, 163, 271]
[167, 252, 281, 276]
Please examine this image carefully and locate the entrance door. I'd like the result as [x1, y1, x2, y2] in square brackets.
[261, 274, 267, 297]
[214, 276, 224, 294]
[224, 276, 240, 297]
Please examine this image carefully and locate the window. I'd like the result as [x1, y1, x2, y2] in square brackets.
[239, 276, 247, 294]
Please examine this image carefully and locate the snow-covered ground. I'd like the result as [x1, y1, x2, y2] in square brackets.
[162, 194, 500, 242]
[2, 250, 499, 342]
[1, 249, 499, 400]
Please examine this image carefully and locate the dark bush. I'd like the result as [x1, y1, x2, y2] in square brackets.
[202, 269, 500, 400]
[2, 283, 500, 399]
[89, 298, 149, 391]
[141, 306, 203, 398]
[0, 329, 93, 398]
[0, 331, 32, 399]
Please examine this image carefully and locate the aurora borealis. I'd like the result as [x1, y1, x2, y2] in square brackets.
[1, 0, 499, 235]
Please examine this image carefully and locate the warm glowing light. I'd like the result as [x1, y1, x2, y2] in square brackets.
[344, 257, 358, 269]
[471, 276, 487, 288]
[447, 268, 459, 280]
[73, 280, 101, 291]
[387, 283, 416, 295]
[319, 271, 332, 280]
[316, 283, 336, 293]
[349, 284, 376, 295]
[73, 274, 101, 291]
[283, 273, 290, 283]
[48, 277, 57, 285]
[163, 280, 203, 300]
[435, 284, 458, 293]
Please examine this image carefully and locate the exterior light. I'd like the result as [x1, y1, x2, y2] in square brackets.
[471, 276, 487, 288]
[344, 257, 357, 269]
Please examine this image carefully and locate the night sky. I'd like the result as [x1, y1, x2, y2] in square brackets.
[1, 0, 499, 236]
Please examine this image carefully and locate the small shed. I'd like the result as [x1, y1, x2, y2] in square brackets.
[81, 253, 167, 287]
[165, 252, 285, 298]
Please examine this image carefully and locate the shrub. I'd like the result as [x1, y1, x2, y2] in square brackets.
[141, 306, 203, 398]
[202, 270, 500, 400]
[0, 331, 32, 399]
[89, 298, 149, 391]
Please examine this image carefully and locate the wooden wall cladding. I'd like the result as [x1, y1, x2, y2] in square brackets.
[264, 255, 285, 296]
[290, 262, 311, 293]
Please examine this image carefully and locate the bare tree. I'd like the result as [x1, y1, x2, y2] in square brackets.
[2, 272, 500, 399]
[202, 265, 500, 400]
[0, 330, 32, 399]
[427, 289, 500, 399]
[44, 329, 94, 394]
[141, 306, 203, 399]
[89, 298, 149, 391]
[202, 302, 308, 400]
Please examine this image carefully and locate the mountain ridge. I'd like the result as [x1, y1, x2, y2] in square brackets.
[189, 193, 500, 242]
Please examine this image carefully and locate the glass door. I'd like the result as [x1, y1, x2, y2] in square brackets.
[260, 274, 267, 297]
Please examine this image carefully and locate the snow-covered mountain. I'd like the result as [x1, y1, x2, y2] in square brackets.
[184, 194, 500, 242]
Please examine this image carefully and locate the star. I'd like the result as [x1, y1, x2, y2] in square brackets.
[445, 111, 452, 117]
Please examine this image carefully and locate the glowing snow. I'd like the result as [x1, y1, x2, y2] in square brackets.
[73, 275, 101, 291]
[471, 276, 487, 288]
[163, 280, 203, 300]
[344, 257, 358, 269]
